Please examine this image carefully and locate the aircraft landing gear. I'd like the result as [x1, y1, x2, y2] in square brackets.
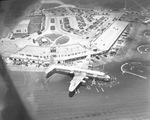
[90, 78, 105, 92]
[91, 78, 96, 86]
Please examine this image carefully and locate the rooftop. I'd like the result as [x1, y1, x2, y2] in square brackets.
[57, 43, 86, 53]
[16, 45, 50, 56]
[95, 21, 129, 51]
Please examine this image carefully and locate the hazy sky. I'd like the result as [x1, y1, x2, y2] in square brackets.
[1, 0, 150, 24]
[0, 0, 39, 37]
[0, 0, 39, 24]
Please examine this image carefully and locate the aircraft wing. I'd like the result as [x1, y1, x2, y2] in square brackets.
[75, 54, 91, 69]
[69, 73, 86, 92]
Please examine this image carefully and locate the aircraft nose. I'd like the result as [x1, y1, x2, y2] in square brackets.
[106, 75, 110, 79]
[69, 86, 74, 92]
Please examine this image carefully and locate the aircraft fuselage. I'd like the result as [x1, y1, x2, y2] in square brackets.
[45, 65, 111, 81]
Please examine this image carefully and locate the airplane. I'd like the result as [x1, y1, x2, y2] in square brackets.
[45, 54, 112, 97]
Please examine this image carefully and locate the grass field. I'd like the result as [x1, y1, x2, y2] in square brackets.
[55, 36, 70, 45]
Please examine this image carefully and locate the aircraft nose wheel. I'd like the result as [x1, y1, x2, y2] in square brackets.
[75, 89, 80, 94]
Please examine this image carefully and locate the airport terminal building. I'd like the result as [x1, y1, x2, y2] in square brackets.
[9, 20, 129, 65]
[8, 6, 130, 66]
[10, 44, 95, 64]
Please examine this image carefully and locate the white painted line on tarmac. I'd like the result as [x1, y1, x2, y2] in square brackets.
[100, 87, 104, 92]
[121, 62, 128, 74]
[95, 86, 99, 92]
[137, 46, 143, 54]
[124, 71, 147, 79]
[121, 62, 147, 79]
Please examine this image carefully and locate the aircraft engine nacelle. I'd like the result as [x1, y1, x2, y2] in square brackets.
[93, 74, 97, 78]
[102, 74, 111, 81]
[70, 71, 74, 74]
[83, 76, 89, 80]
[81, 80, 86, 83]
[103, 78, 110, 82]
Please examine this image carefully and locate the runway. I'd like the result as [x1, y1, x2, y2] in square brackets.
[8, 62, 150, 120]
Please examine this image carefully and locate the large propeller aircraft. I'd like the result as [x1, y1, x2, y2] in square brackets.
[45, 54, 113, 97]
